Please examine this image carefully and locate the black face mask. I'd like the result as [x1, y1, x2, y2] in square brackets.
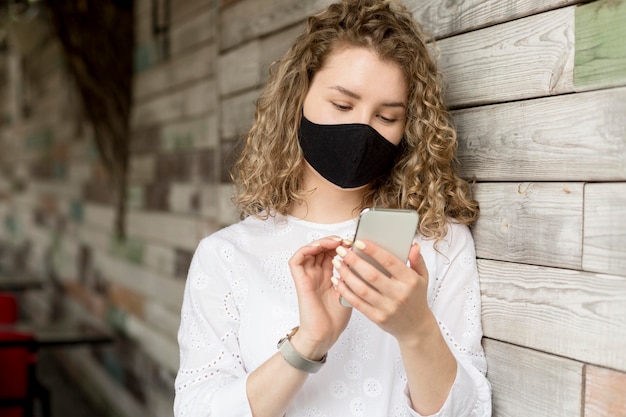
[298, 115, 399, 189]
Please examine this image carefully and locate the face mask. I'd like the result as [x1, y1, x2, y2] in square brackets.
[298, 115, 399, 188]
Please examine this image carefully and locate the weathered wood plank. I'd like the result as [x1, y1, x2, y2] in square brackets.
[128, 154, 156, 183]
[484, 339, 583, 417]
[583, 183, 626, 276]
[408, 0, 585, 39]
[134, 6, 152, 45]
[219, 0, 332, 51]
[56, 349, 145, 417]
[131, 80, 217, 129]
[170, 7, 215, 57]
[126, 210, 204, 251]
[160, 113, 218, 152]
[144, 300, 181, 340]
[219, 24, 303, 96]
[218, 183, 239, 226]
[479, 259, 626, 371]
[218, 40, 262, 96]
[220, 88, 259, 140]
[472, 182, 583, 269]
[134, 43, 215, 101]
[168, 183, 201, 214]
[584, 365, 626, 417]
[95, 250, 185, 310]
[259, 24, 304, 84]
[575, 0, 626, 90]
[83, 203, 115, 231]
[126, 313, 180, 372]
[454, 87, 626, 181]
[438, 7, 575, 107]
[170, 0, 211, 24]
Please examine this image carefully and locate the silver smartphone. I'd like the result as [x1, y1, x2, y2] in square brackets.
[340, 208, 419, 307]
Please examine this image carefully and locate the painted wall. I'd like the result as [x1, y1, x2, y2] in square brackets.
[0, 0, 624, 416]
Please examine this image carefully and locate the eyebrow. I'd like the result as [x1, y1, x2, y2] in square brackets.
[330, 85, 406, 108]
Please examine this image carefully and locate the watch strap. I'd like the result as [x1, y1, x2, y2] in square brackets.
[277, 326, 327, 373]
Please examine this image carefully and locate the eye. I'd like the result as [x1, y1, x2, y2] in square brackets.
[378, 114, 398, 124]
[332, 102, 352, 111]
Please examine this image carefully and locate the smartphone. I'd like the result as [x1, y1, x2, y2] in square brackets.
[340, 208, 419, 307]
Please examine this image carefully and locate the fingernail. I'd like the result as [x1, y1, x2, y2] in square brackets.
[330, 276, 339, 286]
[342, 239, 353, 246]
[309, 242, 321, 247]
[335, 246, 347, 257]
[354, 240, 366, 250]
[332, 257, 342, 270]
[332, 236, 343, 241]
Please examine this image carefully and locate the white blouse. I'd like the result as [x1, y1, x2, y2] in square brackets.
[174, 214, 491, 417]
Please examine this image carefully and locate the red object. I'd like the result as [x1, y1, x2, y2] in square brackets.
[0, 331, 49, 417]
[0, 294, 18, 325]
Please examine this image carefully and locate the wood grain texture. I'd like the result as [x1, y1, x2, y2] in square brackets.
[171, 0, 212, 24]
[218, 24, 304, 96]
[170, 7, 215, 57]
[131, 80, 217, 129]
[218, 40, 262, 96]
[583, 183, 626, 276]
[438, 7, 575, 107]
[454, 87, 626, 181]
[408, 0, 585, 39]
[134, 43, 215, 101]
[584, 365, 626, 417]
[472, 182, 583, 269]
[484, 338, 583, 417]
[575, 0, 626, 90]
[220, 88, 260, 140]
[219, 0, 332, 51]
[480, 259, 626, 371]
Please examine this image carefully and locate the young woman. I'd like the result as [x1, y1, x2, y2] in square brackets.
[174, 1, 491, 416]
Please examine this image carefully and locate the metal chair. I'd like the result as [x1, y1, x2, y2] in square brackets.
[0, 331, 50, 417]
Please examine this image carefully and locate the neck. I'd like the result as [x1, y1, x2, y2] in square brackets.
[289, 165, 366, 224]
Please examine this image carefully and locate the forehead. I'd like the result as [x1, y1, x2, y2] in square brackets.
[312, 46, 408, 100]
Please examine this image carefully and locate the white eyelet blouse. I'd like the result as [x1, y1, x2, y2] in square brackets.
[174, 214, 491, 417]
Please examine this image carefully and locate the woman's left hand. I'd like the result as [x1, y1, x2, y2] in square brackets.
[332, 240, 432, 344]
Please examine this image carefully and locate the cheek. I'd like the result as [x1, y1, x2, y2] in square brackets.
[382, 125, 405, 146]
[302, 90, 329, 124]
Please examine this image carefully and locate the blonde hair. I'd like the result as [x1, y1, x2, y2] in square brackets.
[232, 0, 479, 242]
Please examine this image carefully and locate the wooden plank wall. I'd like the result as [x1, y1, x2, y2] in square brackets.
[217, 0, 626, 415]
[411, 0, 626, 415]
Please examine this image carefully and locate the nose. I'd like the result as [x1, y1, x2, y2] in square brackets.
[357, 110, 374, 126]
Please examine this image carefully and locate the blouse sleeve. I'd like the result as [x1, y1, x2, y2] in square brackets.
[174, 237, 253, 417]
[409, 223, 492, 417]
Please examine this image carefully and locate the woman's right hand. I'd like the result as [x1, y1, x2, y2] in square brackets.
[288, 236, 353, 360]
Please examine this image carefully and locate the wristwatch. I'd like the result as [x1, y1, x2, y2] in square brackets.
[277, 326, 327, 373]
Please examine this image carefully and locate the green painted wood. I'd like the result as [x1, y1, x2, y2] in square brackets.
[134, 41, 159, 73]
[106, 305, 128, 332]
[575, 0, 626, 89]
[110, 236, 145, 264]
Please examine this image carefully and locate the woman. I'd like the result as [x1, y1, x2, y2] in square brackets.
[174, 0, 491, 416]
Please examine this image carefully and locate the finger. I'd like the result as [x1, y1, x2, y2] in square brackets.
[291, 236, 343, 261]
[333, 251, 385, 306]
[407, 242, 428, 281]
[348, 240, 406, 281]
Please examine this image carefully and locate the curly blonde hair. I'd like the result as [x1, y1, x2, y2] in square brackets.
[232, 0, 478, 242]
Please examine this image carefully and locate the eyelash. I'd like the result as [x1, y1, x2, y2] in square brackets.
[331, 102, 397, 123]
